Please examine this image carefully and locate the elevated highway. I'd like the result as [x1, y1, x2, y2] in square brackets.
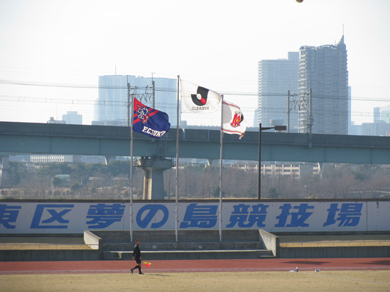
[0, 121, 389, 164]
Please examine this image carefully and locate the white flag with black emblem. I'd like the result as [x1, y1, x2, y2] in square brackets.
[222, 100, 247, 139]
[180, 80, 222, 113]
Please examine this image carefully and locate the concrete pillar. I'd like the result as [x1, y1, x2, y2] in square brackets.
[317, 162, 324, 179]
[136, 157, 173, 200]
[104, 156, 116, 165]
[207, 159, 219, 166]
[299, 163, 314, 179]
[0, 155, 10, 188]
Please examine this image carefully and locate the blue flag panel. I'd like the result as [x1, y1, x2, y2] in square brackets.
[133, 98, 170, 138]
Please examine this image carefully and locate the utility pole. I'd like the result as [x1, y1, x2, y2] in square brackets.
[308, 87, 313, 134]
[287, 90, 290, 133]
[126, 77, 154, 127]
[287, 87, 312, 134]
[287, 90, 298, 133]
[152, 80, 155, 109]
[152, 72, 155, 108]
[127, 80, 130, 127]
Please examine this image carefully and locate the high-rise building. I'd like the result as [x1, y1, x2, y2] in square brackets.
[258, 52, 299, 132]
[62, 111, 82, 125]
[94, 75, 177, 127]
[361, 120, 389, 136]
[359, 106, 390, 136]
[47, 117, 65, 124]
[348, 86, 352, 134]
[380, 105, 390, 124]
[374, 107, 380, 123]
[298, 36, 348, 134]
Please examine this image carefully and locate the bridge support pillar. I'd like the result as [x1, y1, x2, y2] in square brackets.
[136, 157, 173, 200]
[207, 159, 219, 166]
[104, 156, 116, 165]
[317, 162, 327, 179]
[0, 155, 10, 188]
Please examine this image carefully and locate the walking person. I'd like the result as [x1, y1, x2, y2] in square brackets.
[131, 239, 143, 274]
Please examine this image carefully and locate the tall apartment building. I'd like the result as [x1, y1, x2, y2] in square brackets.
[258, 52, 299, 132]
[298, 36, 348, 134]
[94, 75, 177, 127]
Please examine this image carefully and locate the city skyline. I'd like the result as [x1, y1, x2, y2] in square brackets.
[1, 0, 389, 128]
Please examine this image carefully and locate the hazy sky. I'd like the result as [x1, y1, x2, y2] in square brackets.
[0, 0, 389, 126]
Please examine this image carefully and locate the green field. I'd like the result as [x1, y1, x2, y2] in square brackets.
[1, 270, 390, 292]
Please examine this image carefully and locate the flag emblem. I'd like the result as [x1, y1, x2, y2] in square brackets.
[191, 86, 209, 106]
[181, 80, 222, 113]
[133, 98, 170, 138]
[230, 111, 244, 128]
[135, 104, 150, 124]
[222, 101, 247, 139]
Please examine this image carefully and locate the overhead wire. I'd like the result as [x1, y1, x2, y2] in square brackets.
[1, 79, 389, 101]
[0, 79, 389, 121]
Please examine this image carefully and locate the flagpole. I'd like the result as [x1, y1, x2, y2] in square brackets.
[219, 95, 224, 242]
[129, 80, 134, 243]
[175, 75, 180, 242]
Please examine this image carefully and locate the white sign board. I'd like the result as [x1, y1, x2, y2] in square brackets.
[0, 200, 388, 234]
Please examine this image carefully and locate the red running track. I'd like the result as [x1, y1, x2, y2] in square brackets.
[1, 258, 390, 274]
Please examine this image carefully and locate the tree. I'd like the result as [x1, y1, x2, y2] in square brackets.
[51, 176, 62, 188]
[352, 164, 379, 181]
[213, 187, 225, 198]
[107, 160, 130, 177]
[70, 182, 81, 192]
[267, 187, 279, 199]
[8, 161, 27, 186]
[37, 163, 67, 177]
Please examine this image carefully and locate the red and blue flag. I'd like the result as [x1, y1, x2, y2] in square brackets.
[133, 98, 170, 138]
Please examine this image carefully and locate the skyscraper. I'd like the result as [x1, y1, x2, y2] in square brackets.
[298, 36, 348, 134]
[258, 52, 299, 132]
[94, 75, 177, 127]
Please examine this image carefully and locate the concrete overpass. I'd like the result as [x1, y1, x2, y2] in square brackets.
[1, 122, 390, 199]
[1, 121, 389, 163]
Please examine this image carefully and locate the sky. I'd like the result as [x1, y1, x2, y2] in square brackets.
[0, 0, 389, 127]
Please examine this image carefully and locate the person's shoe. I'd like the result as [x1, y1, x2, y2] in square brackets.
[131, 269, 133, 274]
[139, 272, 144, 275]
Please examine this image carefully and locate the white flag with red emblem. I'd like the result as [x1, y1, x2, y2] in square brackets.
[181, 80, 222, 113]
[222, 100, 247, 139]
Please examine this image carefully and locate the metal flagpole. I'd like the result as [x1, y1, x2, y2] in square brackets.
[175, 75, 180, 242]
[219, 96, 224, 242]
[129, 80, 134, 243]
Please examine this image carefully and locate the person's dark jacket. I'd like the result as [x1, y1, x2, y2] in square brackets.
[133, 244, 141, 259]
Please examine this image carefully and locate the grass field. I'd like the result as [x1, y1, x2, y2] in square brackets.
[1, 270, 390, 292]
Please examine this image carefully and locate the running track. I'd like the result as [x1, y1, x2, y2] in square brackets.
[1, 258, 390, 274]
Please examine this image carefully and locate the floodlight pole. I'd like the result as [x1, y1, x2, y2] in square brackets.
[258, 123, 286, 200]
[258, 123, 261, 200]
